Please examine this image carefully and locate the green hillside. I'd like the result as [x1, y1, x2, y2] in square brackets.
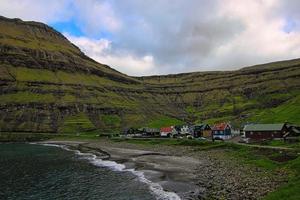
[0, 16, 299, 134]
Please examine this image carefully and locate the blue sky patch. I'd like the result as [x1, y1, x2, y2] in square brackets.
[283, 18, 297, 33]
[50, 21, 84, 37]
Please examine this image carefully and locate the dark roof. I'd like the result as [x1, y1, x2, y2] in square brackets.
[286, 124, 300, 131]
[144, 128, 160, 132]
[194, 124, 211, 130]
[292, 127, 300, 134]
[244, 124, 285, 132]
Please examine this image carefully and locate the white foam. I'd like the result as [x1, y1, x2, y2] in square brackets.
[35, 143, 64, 148]
[38, 143, 181, 200]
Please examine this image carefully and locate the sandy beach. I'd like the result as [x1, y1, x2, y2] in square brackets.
[39, 139, 287, 200]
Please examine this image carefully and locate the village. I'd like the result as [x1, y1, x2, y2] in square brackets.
[121, 122, 300, 144]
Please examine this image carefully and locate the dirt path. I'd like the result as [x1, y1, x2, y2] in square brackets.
[233, 142, 294, 150]
[227, 136, 294, 151]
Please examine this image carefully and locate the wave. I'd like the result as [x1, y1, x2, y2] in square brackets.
[37, 143, 181, 200]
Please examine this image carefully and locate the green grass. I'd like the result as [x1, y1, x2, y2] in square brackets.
[262, 140, 300, 149]
[263, 156, 300, 200]
[112, 138, 300, 200]
[9, 67, 129, 88]
[111, 138, 227, 149]
[0, 132, 55, 142]
[111, 137, 300, 199]
[0, 23, 79, 53]
[249, 93, 300, 124]
[223, 143, 293, 170]
[221, 143, 300, 200]
[52, 133, 102, 140]
[13, 67, 59, 83]
[59, 113, 96, 133]
[0, 91, 56, 103]
[102, 114, 121, 127]
[185, 91, 300, 127]
[147, 116, 184, 128]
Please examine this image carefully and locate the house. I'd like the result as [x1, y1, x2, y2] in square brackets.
[174, 125, 190, 136]
[193, 124, 212, 138]
[212, 123, 232, 140]
[243, 123, 288, 141]
[142, 127, 160, 137]
[160, 126, 175, 137]
[122, 127, 143, 137]
[174, 125, 182, 135]
[283, 124, 300, 142]
[180, 125, 191, 135]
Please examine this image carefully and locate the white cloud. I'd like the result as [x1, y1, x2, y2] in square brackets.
[72, 0, 122, 36]
[65, 34, 156, 76]
[1, 0, 300, 75]
[0, 0, 72, 23]
[207, 0, 300, 69]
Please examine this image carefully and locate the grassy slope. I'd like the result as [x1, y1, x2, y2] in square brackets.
[249, 93, 300, 124]
[147, 116, 184, 128]
[0, 17, 300, 133]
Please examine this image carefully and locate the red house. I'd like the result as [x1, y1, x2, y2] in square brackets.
[160, 126, 174, 137]
[212, 123, 232, 140]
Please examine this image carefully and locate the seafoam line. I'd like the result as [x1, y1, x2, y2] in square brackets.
[36, 143, 181, 200]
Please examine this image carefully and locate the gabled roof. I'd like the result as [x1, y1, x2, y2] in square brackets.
[244, 124, 285, 132]
[292, 127, 300, 134]
[212, 123, 230, 131]
[195, 124, 211, 130]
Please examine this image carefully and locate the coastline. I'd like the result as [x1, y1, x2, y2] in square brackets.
[38, 140, 196, 199]
[37, 139, 288, 200]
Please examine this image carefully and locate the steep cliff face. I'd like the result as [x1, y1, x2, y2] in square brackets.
[0, 16, 182, 133]
[0, 16, 299, 133]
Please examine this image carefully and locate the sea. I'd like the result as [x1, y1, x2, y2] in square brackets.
[0, 143, 180, 200]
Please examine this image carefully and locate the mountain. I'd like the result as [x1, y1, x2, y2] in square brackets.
[0, 16, 299, 133]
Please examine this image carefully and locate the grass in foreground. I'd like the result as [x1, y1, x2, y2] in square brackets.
[263, 156, 300, 200]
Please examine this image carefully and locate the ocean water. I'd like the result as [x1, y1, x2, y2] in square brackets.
[0, 143, 178, 200]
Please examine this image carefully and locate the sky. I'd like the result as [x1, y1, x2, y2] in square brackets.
[1, 0, 300, 76]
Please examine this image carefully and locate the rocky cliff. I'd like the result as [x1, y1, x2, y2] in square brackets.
[0, 16, 299, 133]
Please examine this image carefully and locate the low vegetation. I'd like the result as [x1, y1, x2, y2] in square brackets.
[0, 132, 54, 142]
[1, 129, 299, 199]
[111, 137, 300, 199]
[147, 116, 184, 128]
[1, 15, 300, 133]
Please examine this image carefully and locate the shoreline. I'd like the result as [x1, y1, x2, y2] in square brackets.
[37, 139, 288, 200]
[38, 140, 197, 199]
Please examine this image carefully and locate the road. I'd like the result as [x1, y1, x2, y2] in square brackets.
[227, 136, 295, 151]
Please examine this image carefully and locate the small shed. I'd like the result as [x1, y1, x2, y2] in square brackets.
[243, 123, 288, 141]
[212, 123, 232, 140]
[193, 124, 212, 138]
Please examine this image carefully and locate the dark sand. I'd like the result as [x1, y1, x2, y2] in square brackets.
[39, 139, 287, 200]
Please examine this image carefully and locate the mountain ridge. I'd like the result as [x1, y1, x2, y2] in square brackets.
[0, 16, 299, 133]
